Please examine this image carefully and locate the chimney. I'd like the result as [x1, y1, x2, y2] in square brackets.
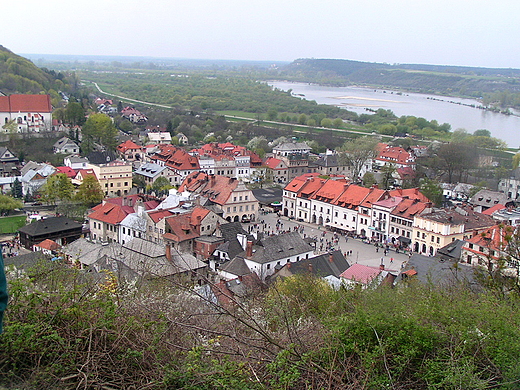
[329, 252, 334, 263]
[287, 261, 291, 269]
[246, 240, 253, 257]
[308, 263, 313, 273]
[165, 243, 172, 261]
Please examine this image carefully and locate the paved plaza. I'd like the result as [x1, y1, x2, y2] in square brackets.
[244, 211, 410, 273]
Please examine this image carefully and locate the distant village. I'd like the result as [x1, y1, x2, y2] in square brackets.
[2, 92, 520, 300]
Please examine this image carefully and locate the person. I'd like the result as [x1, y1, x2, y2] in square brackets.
[0, 248, 8, 334]
[390, 257, 394, 263]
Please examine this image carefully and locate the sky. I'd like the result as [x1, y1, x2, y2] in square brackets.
[4, 0, 520, 69]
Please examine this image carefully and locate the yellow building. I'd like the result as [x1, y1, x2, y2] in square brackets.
[89, 160, 133, 197]
[412, 207, 495, 256]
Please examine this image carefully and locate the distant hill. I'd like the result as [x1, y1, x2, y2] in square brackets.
[0, 45, 78, 96]
[278, 58, 520, 97]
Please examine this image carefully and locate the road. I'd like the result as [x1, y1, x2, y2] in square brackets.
[243, 212, 409, 273]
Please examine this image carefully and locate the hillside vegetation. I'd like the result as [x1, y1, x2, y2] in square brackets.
[1, 261, 520, 389]
[0, 45, 78, 102]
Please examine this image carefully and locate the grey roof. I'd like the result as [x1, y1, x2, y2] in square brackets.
[315, 154, 339, 168]
[470, 189, 511, 208]
[284, 250, 350, 278]
[436, 239, 465, 261]
[134, 163, 167, 179]
[219, 222, 250, 242]
[4, 251, 53, 269]
[218, 256, 252, 276]
[62, 237, 206, 277]
[87, 151, 118, 165]
[18, 217, 82, 236]
[273, 142, 311, 152]
[215, 239, 245, 260]
[399, 254, 479, 289]
[66, 156, 89, 164]
[249, 231, 314, 264]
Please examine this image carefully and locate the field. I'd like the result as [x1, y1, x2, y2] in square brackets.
[0, 215, 27, 234]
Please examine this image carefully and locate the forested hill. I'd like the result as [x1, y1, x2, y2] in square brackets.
[278, 58, 520, 97]
[0, 45, 78, 97]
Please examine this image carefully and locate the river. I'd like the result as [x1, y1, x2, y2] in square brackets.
[268, 81, 520, 148]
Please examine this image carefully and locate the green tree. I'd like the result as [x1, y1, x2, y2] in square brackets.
[320, 118, 333, 128]
[513, 153, 520, 169]
[0, 194, 23, 215]
[152, 176, 173, 196]
[65, 102, 85, 126]
[332, 118, 344, 129]
[82, 113, 118, 153]
[298, 114, 307, 125]
[266, 108, 278, 121]
[379, 164, 397, 189]
[40, 173, 74, 204]
[10, 178, 23, 199]
[75, 175, 104, 207]
[420, 178, 443, 206]
[362, 172, 376, 188]
[339, 137, 379, 181]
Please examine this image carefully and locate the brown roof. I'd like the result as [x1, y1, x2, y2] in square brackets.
[179, 172, 238, 206]
[34, 239, 61, 251]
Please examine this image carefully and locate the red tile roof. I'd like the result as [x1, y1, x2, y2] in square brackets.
[147, 208, 175, 223]
[264, 157, 284, 169]
[311, 179, 348, 203]
[55, 166, 76, 178]
[88, 202, 130, 225]
[75, 169, 98, 181]
[0, 94, 52, 113]
[388, 188, 429, 202]
[151, 144, 199, 171]
[482, 204, 506, 216]
[376, 145, 415, 165]
[117, 140, 141, 153]
[360, 187, 387, 208]
[465, 225, 507, 253]
[334, 184, 371, 209]
[391, 198, 431, 219]
[34, 239, 61, 251]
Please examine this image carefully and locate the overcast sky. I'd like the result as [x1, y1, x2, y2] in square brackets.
[4, 0, 519, 68]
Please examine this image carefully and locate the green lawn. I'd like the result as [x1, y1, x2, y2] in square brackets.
[0, 215, 27, 234]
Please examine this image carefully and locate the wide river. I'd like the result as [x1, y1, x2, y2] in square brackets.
[268, 81, 520, 148]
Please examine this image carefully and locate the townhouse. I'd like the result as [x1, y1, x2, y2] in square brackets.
[412, 206, 495, 256]
[179, 172, 259, 222]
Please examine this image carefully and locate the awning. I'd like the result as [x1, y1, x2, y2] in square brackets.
[398, 236, 411, 244]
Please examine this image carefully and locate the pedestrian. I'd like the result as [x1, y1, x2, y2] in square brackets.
[390, 257, 394, 263]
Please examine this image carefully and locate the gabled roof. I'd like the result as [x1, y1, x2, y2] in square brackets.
[218, 257, 252, 277]
[34, 239, 61, 251]
[0, 94, 52, 113]
[264, 157, 285, 170]
[284, 250, 350, 278]
[482, 204, 506, 216]
[163, 207, 211, 242]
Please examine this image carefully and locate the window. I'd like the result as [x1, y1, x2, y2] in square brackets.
[436, 237, 440, 244]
